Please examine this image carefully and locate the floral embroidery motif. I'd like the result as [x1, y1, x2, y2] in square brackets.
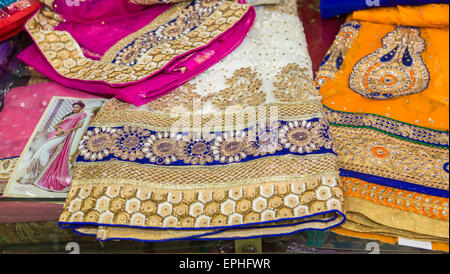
[279, 120, 333, 154]
[112, 127, 152, 161]
[210, 130, 255, 163]
[248, 122, 283, 156]
[315, 21, 361, 90]
[272, 63, 316, 102]
[349, 26, 430, 99]
[209, 67, 266, 110]
[143, 132, 182, 165]
[177, 134, 216, 165]
[79, 128, 115, 161]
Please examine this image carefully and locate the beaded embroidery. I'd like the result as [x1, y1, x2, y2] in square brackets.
[112, 0, 223, 66]
[77, 118, 334, 165]
[349, 26, 430, 99]
[315, 21, 361, 90]
[325, 107, 449, 147]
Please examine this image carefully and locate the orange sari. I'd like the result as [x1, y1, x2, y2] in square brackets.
[316, 4, 449, 251]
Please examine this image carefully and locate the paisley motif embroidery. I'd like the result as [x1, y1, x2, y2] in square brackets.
[315, 21, 361, 90]
[273, 63, 317, 102]
[349, 26, 430, 99]
[209, 67, 266, 110]
[146, 83, 206, 112]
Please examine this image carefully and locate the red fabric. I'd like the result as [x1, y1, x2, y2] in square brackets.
[0, 1, 41, 42]
[298, 2, 345, 75]
[0, 201, 62, 223]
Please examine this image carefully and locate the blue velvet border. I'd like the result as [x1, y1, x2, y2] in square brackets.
[76, 118, 336, 166]
[340, 169, 449, 198]
[320, 0, 450, 19]
[0, 156, 19, 160]
[59, 210, 346, 243]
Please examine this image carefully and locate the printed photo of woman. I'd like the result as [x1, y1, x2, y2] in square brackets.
[4, 97, 107, 199]
[16, 101, 87, 192]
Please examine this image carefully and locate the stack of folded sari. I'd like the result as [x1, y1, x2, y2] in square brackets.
[0, 0, 40, 42]
[49, 0, 347, 242]
[316, 2, 449, 250]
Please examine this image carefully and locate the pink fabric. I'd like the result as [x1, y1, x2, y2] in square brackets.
[47, 112, 85, 139]
[18, 3, 256, 106]
[35, 112, 86, 192]
[53, 0, 171, 56]
[0, 82, 107, 159]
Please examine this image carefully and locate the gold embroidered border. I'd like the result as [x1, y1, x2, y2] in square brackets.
[25, 1, 251, 84]
[0, 158, 18, 182]
[60, 173, 343, 229]
[331, 125, 449, 190]
[342, 196, 449, 241]
[71, 154, 339, 189]
[100, 2, 190, 63]
[92, 100, 326, 131]
[342, 177, 449, 221]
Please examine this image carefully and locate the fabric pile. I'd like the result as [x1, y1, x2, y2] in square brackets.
[316, 2, 449, 250]
[53, 0, 346, 242]
[0, 0, 447, 249]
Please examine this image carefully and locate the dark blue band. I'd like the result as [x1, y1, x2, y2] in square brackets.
[340, 169, 449, 198]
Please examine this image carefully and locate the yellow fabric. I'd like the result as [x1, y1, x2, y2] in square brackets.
[317, 4, 449, 248]
[320, 4, 449, 131]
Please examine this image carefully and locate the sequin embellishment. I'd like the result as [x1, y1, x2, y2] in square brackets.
[315, 21, 361, 90]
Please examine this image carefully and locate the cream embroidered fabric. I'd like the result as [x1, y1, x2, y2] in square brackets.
[58, 0, 346, 242]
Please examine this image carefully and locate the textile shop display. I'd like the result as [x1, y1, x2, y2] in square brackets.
[56, 0, 346, 242]
[315, 4, 449, 245]
[0, 0, 40, 41]
[319, 0, 449, 19]
[18, 0, 256, 106]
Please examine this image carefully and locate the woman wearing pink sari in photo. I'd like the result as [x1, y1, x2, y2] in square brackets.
[17, 101, 87, 192]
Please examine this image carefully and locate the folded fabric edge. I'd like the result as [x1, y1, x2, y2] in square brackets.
[60, 209, 345, 242]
